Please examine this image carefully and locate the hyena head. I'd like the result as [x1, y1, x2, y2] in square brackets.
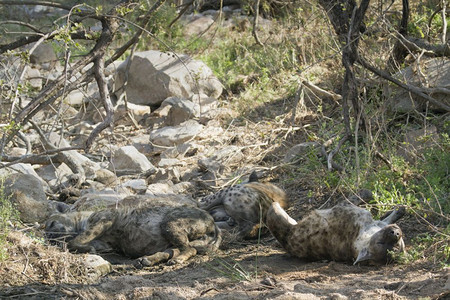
[355, 224, 405, 264]
[44, 211, 92, 243]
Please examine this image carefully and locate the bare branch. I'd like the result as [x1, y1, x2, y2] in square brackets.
[252, 0, 264, 46]
[0, 21, 43, 33]
[0, 0, 75, 11]
[85, 55, 114, 152]
[0, 30, 96, 54]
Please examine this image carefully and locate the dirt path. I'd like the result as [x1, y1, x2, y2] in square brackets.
[2, 235, 448, 300]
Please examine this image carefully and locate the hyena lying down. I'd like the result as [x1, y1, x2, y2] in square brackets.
[198, 176, 287, 239]
[266, 202, 405, 265]
[45, 198, 221, 266]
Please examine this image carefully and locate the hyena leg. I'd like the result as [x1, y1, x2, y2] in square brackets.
[380, 206, 406, 224]
[68, 218, 113, 254]
[161, 221, 197, 265]
[237, 220, 257, 239]
[247, 223, 270, 239]
[138, 249, 179, 267]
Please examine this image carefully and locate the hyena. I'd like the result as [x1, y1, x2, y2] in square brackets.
[45, 197, 221, 266]
[266, 201, 406, 265]
[198, 174, 287, 239]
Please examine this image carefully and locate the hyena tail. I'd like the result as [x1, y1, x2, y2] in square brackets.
[211, 223, 222, 249]
[266, 202, 297, 247]
[245, 182, 288, 208]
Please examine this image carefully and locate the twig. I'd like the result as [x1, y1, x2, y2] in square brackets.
[327, 134, 348, 172]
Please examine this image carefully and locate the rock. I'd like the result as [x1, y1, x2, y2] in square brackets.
[283, 142, 321, 163]
[198, 146, 244, 173]
[114, 50, 223, 106]
[172, 181, 195, 194]
[157, 158, 183, 168]
[94, 169, 117, 186]
[398, 125, 439, 163]
[65, 90, 88, 107]
[121, 179, 147, 194]
[36, 163, 72, 183]
[83, 254, 112, 280]
[145, 182, 175, 195]
[162, 97, 200, 126]
[114, 102, 151, 126]
[150, 119, 204, 147]
[4, 173, 54, 223]
[184, 15, 214, 36]
[4, 163, 49, 191]
[6, 147, 27, 156]
[119, 193, 197, 207]
[47, 132, 101, 180]
[29, 42, 57, 70]
[160, 142, 203, 158]
[48, 200, 71, 213]
[23, 66, 42, 88]
[190, 93, 219, 115]
[110, 145, 156, 176]
[387, 57, 450, 113]
[72, 189, 127, 211]
[130, 133, 153, 155]
[147, 167, 181, 183]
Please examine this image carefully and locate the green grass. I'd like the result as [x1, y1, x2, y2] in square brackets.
[208, 257, 254, 282]
[0, 177, 19, 262]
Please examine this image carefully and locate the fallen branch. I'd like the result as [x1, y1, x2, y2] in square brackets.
[399, 35, 450, 58]
[302, 79, 342, 103]
[357, 56, 450, 112]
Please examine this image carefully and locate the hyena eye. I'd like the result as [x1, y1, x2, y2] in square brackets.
[47, 221, 56, 228]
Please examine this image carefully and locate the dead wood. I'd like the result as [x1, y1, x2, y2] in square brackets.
[357, 56, 450, 112]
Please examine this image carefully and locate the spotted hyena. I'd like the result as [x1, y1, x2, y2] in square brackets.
[266, 201, 405, 265]
[198, 174, 287, 239]
[45, 197, 221, 266]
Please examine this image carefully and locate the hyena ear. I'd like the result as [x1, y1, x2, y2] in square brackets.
[248, 171, 259, 182]
[354, 248, 371, 265]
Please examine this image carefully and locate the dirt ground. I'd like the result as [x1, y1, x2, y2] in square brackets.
[1, 227, 449, 300]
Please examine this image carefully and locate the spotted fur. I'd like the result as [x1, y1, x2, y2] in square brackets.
[198, 181, 287, 239]
[266, 202, 405, 265]
[45, 197, 221, 266]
